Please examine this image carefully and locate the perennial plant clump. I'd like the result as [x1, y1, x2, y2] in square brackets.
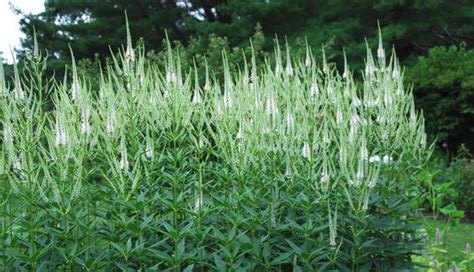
[0, 28, 431, 270]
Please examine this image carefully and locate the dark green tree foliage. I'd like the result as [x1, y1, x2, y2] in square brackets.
[182, 0, 305, 45]
[285, 0, 474, 70]
[407, 45, 474, 151]
[18, 0, 474, 69]
[18, 0, 187, 71]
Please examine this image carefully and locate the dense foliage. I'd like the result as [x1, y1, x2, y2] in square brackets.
[407, 45, 474, 152]
[0, 31, 431, 270]
[416, 148, 474, 214]
[15, 0, 474, 70]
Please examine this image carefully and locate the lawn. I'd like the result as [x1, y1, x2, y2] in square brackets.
[419, 218, 474, 270]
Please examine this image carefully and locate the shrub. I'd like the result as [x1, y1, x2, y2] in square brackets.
[445, 147, 474, 211]
[416, 147, 474, 214]
[0, 29, 431, 270]
[406, 44, 474, 153]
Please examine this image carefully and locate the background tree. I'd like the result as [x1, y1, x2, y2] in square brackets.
[18, 0, 187, 72]
[17, 0, 474, 69]
[407, 45, 474, 152]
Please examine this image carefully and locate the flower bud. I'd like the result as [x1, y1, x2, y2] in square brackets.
[302, 142, 311, 160]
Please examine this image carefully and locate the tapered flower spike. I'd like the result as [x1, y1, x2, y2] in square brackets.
[204, 58, 210, 91]
[364, 39, 376, 78]
[360, 140, 368, 163]
[328, 205, 337, 248]
[192, 62, 202, 104]
[322, 46, 329, 74]
[236, 120, 244, 140]
[119, 135, 128, 172]
[3, 120, 13, 146]
[368, 174, 378, 188]
[80, 106, 91, 135]
[145, 128, 154, 160]
[274, 37, 282, 74]
[327, 83, 335, 102]
[304, 39, 312, 67]
[0, 58, 6, 95]
[342, 48, 349, 79]
[377, 21, 385, 66]
[54, 114, 68, 147]
[285, 160, 292, 176]
[336, 108, 343, 125]
[320, 161, 330, 185]
[362, 194, 369, 211]
[286, 111, 294, 130]
[11, 49, 25, 100]
[194, 191, 203, 212]
[224, 87, 233, 109]
[302, 141, 311, 160]
[222, 54, 233, 109]
[69, 46, 81, 101]
[106, 104, 116, 135]
[392, 51, 401, 79]
[310, 80, 319, 97]
[33, 26, 39, 60]
[266, 93, 278, 116]
[285, 41, 293, 76]
[12, 151, 25, 175]
[249, 41, 258, 85]
[124, 11, 135, 62]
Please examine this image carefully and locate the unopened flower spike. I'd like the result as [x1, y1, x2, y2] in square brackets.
[304, 39, 312, 67]
[266, 93, 278, 116]
[328, 205, 337, 247]
[0, 59, 6, 95]
[54, 113, 68, 147]
[310, 80, 319, 97]
[145, 128, 154, 160]
[320, 160, 330, 185]
[119, 134, 129, 172]
[192, 62, 202, 104]
[32, 26, 40, 60]
[322, 46, 329, 74]
[285, 160, 292, 176]
[336, 108, 343, 125]
[124, 11, 135, 62]
[80, 105, 91, 135]
[236, 120, 244, 140]
[285, 42, 293, 76]
[302, 141, 311, 160]
[376, 21, 385, 66]
[286, 111, 294, 130]
[274, 37, 282, 74]
[106, 104, 116, 135]
[342, 48, 349, 79]
[11, 51, 25, 100]
[69, 46, 81, 101]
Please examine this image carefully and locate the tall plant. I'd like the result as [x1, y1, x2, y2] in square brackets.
[0, 26, 431, 270]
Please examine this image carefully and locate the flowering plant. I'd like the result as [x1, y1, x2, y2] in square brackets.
[0, 26, 431, 270]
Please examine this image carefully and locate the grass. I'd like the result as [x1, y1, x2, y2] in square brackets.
[424, 218, 474, 261]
